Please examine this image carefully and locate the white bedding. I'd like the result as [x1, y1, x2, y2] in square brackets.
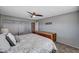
[8, 33, 57, 53]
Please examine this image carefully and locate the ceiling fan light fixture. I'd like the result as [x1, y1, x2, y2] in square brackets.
[33, 15, 36, 17]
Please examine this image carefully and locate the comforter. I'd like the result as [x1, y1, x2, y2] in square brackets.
[8, 33, 57, 53]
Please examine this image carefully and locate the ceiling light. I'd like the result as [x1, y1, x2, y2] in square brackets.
[33, 15, 36, 17]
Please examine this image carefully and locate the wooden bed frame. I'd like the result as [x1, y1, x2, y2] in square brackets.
[33, 31, 56, 42]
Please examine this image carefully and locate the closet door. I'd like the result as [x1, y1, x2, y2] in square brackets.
[31, 22, 35, 33]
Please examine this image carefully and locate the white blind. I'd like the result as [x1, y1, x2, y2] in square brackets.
[1, 20, 31, 35]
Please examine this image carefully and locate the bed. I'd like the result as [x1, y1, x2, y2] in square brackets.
[0, 33, 57, 53]
[7, 33, 57, 53]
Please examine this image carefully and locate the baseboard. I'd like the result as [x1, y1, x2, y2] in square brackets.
[56, 42, 79, 50]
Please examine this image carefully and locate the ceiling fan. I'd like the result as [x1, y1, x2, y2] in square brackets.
[27, 11, 43, 18]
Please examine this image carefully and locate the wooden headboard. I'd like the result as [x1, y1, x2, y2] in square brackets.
[34, 31, 56, 42]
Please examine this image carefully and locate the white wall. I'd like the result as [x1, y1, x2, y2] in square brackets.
[39, 11, 79, 48]
[0, 15, 32, 35]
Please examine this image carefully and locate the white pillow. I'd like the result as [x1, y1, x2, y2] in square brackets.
[0, 34, 10, 52]
[7, 33, 16, 46]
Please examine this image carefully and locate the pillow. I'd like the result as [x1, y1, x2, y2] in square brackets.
[0, 34, 10, 52]
[6, 33, 16, 46]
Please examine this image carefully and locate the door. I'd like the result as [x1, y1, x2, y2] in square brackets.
[31, 22, 35, 33]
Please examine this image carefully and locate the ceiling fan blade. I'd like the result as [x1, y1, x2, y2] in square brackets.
[36, 14, 43, 17]
[27, 11, 33, 15]
[27, 11, 43, 18]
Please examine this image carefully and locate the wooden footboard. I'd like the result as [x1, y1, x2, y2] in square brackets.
[34, 31, 56, 42]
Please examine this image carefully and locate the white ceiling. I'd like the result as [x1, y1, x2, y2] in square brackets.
[0, 6, 78, 20]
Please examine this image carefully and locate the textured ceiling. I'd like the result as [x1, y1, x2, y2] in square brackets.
[0, 6, 78, 20]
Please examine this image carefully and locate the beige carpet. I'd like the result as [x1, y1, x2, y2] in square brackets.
[55, 42, 79, 53]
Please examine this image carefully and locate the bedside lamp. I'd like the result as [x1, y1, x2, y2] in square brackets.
[1, 28, 9, 34]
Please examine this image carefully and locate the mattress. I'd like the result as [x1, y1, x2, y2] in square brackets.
[8, 33, 57, 53]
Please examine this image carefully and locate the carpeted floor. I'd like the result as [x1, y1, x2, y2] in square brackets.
[55, 42, 79, 53]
